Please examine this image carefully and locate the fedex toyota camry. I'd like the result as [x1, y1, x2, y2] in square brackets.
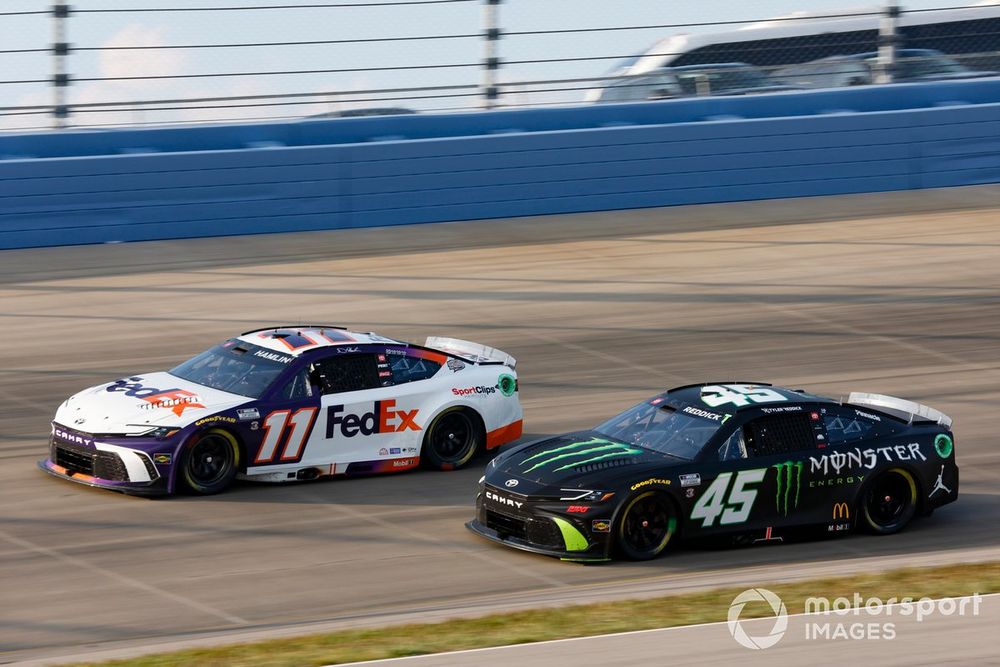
[40, 326, 522, 495]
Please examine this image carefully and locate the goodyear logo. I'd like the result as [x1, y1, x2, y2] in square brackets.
[630, 478, 671, 491]
[773, 461, 803, 516]
[520, 437, 643, 473]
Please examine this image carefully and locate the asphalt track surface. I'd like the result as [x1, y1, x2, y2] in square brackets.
[2, 186, 999, 664]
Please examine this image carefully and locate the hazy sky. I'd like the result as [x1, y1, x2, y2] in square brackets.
[0, 0, 976, 130]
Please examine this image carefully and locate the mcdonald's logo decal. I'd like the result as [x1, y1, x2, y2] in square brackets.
[832, 502, 850, 521]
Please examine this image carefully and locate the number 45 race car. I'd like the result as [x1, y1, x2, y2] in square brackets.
[40, 326, 522, 495]
[469, 382, 957, 561]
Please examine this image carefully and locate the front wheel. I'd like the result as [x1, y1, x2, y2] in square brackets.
[860, 468, 918, 535]
[180, 429, 239, 495]
[616, 492, 678, 561]
[422, 408, 481, 470]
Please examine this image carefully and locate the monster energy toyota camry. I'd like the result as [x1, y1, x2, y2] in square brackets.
[468, 383, 958, 561]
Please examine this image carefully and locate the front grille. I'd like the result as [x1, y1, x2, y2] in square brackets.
[54, 443, 94, 476]
[526, 519, 563, 549]
[485, 509, 528, 541]
[52, 439, 130, 481]
[485, 509, 563, 549]
[94, 453, 129, 480]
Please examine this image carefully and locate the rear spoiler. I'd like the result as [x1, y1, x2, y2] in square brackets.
[847, 392, 953, 428]
[425, 336, 516, 368]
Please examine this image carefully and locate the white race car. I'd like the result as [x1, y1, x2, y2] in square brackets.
[40, 326, 523, 495]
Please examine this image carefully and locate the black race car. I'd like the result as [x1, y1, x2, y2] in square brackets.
[467, 383, 958, 561]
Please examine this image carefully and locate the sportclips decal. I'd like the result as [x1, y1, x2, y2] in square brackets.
[106, 377, 205, 417]
[326, 400, 420, 438]
[520, 438, 642, 474]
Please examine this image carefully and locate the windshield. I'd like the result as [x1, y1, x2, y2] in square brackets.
[169, 340, 292, 398]
[676, 68, 767, 95]
[898, 54, 966, 77]
[594, 401, 720, 460]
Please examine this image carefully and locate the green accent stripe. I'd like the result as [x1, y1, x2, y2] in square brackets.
[794, 461, 802, 510]
[551, 449, 643, 472]
[520, 437, 612, 464]
[552, 517, 589, 552]
[775, 463, 784, 514]
[523, 443, 629, 473]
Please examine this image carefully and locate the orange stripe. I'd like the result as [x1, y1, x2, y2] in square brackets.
[486, 419, 523, 450]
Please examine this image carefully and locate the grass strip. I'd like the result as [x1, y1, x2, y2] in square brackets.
[81, 560, 1000, 667]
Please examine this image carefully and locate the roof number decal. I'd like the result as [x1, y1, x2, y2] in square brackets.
[701, 384, 787, 408]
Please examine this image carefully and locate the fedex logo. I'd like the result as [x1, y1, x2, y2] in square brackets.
[326, 400, 420, 438]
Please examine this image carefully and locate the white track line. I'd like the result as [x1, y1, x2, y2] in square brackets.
[0, 528, 248, 626]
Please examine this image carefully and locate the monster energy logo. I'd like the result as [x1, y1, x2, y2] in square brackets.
[520, 437, 643, 473]
[772, 461, 803, 516]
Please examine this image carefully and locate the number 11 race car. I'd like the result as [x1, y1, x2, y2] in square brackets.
[40, 326, 522, 495]
[468, 382, 958, 561]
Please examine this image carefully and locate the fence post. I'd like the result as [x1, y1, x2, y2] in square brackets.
[52, 2, 70, 128]
[875, 2, 900, 84]
[482, 0, 501, 109]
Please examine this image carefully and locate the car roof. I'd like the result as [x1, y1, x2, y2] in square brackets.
[671, 62, 756, 71]
[660, 382, 836, 412]
[830, 48, 944, 61]
[236, 326, 402, 357]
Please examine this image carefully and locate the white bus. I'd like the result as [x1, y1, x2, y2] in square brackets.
[616, 3, 1000, 77]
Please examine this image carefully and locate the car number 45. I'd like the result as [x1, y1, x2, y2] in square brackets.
[701, 384, 786, 408]
[690, 469, 766, 528]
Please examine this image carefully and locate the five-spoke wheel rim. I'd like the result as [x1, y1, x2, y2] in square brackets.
[430, 412, 474, 463]
[186, 433, 233, 486]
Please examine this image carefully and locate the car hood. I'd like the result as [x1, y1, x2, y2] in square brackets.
[489, 431, 677, 488]
[54, 371, 253, 435]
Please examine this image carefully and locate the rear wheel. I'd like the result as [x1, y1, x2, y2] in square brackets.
[422, 408, 481, 470]
[860, 468, 918, 535]
[181, 429, 239, 495]
[616, 492, 677, 561]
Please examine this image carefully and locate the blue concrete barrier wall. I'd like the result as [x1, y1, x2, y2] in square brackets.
[2, 78, 1000, 249]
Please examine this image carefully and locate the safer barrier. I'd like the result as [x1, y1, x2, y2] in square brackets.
[2, 79, 1000, 249]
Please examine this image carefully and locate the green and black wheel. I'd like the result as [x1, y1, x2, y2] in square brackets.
[616, 491, 678, 561]
[860, 467, 918, 535]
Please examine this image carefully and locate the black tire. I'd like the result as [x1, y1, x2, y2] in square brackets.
[422, 408, 482, 470]
[180, 428, 239, 495]
[616, 491, 678, 561]
[859, 467, 918, 535]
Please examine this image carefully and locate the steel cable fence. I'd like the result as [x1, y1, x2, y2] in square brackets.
[0, 1, 998, 131]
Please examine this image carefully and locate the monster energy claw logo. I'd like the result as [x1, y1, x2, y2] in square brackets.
[772, 461, 803, 516]
[520, 437, 643, 473]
